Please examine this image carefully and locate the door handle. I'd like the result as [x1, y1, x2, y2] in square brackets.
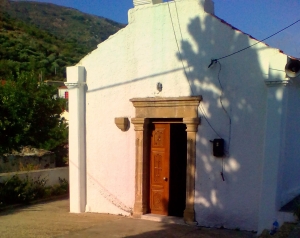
[163, 177, 168, 181]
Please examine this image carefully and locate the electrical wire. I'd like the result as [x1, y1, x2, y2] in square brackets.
[167, 1, 299, 182]
[174, 1, 184, 45]
[199, 103, 222, 138]
[167, 1, 195, 96]
[207, 16, 300, 176]
[167, 0, 236, 182]
[210, 19, 300, 64]
[216, 61, 232, 181]
[167, 0, 221, 138]
[216, 61, 232, 158]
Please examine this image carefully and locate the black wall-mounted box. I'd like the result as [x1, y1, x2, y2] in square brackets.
[213, 139, 224, 157]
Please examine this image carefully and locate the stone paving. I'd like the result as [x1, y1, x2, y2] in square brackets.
[0, 198, 257, 238]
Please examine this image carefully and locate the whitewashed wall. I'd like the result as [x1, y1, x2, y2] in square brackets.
[279, 84, 300, 206]
[68, 0, 295, 233]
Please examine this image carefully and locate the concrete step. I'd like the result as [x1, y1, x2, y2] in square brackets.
[141, 214, 186, 225]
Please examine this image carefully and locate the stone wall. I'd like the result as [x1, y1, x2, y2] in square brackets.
[0, 147, 55, 173]
[0, 167, 69, 186]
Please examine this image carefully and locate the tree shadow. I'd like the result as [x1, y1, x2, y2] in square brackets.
[175, 5, 276, 230]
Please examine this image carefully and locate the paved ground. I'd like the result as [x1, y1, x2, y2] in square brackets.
[288, 223, 300, 238]
[0, 198, 257, 238]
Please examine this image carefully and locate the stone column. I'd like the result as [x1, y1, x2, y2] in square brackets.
[131, 118, 149, 217]
[183, 117, 200, 224]
[66, 66, 86, 213]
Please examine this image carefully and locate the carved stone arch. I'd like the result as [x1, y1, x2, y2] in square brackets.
[130, 96, 202, 223]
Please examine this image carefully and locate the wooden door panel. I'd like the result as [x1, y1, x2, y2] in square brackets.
[150, 124, 170, 215]
[151, 151, 164, 184]
[153, 129, 165, 147]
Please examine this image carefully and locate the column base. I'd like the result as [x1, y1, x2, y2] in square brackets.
[184, 208, 196, 223]
[185, 220, 198, 226]
[132, 213, 142, 218]
[133, 202, 148, 218]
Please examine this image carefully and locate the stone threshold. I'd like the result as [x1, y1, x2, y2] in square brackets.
[140, 214, 186, 225]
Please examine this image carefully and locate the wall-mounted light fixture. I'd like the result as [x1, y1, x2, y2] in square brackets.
[285, 56, 300, 78]
[115, 117, 129, 131]
[157, 82, 162, 92]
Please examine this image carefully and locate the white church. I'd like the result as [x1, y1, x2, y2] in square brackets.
[66, 0, 300, 234]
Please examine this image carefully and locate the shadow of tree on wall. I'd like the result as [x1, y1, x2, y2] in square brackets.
[174, 4, 273, 228]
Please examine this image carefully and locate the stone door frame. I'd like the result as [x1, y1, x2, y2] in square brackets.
[130, 96, 202, 223]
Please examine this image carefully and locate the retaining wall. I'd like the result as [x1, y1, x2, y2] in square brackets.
[0, 167, 69, 186]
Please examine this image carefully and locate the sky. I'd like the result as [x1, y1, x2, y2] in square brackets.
[20, 0, 300, 57]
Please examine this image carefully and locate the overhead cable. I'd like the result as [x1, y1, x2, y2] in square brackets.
[208, 19, 300, 67]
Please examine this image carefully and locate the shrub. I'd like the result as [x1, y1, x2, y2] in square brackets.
[0, 175, 68, 208]
[294, 202, 300, 220]
[0, 175, 47, 206]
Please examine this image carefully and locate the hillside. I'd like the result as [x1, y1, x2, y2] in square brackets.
[3, 0, 125, 49]
[0, 12, 87, 80]
[0, 0, 124, 80]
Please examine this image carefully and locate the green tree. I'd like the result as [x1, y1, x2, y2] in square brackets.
[0, 72, 68, 154]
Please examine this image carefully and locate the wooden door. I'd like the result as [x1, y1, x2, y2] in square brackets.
[149, 123, 170, 215]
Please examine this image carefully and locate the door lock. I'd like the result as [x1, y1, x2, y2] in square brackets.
[163, 177, 168, 181]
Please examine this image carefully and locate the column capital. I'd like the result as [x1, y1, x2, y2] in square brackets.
[131, 118, 149, 131]
[183, 117, 200, 132]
